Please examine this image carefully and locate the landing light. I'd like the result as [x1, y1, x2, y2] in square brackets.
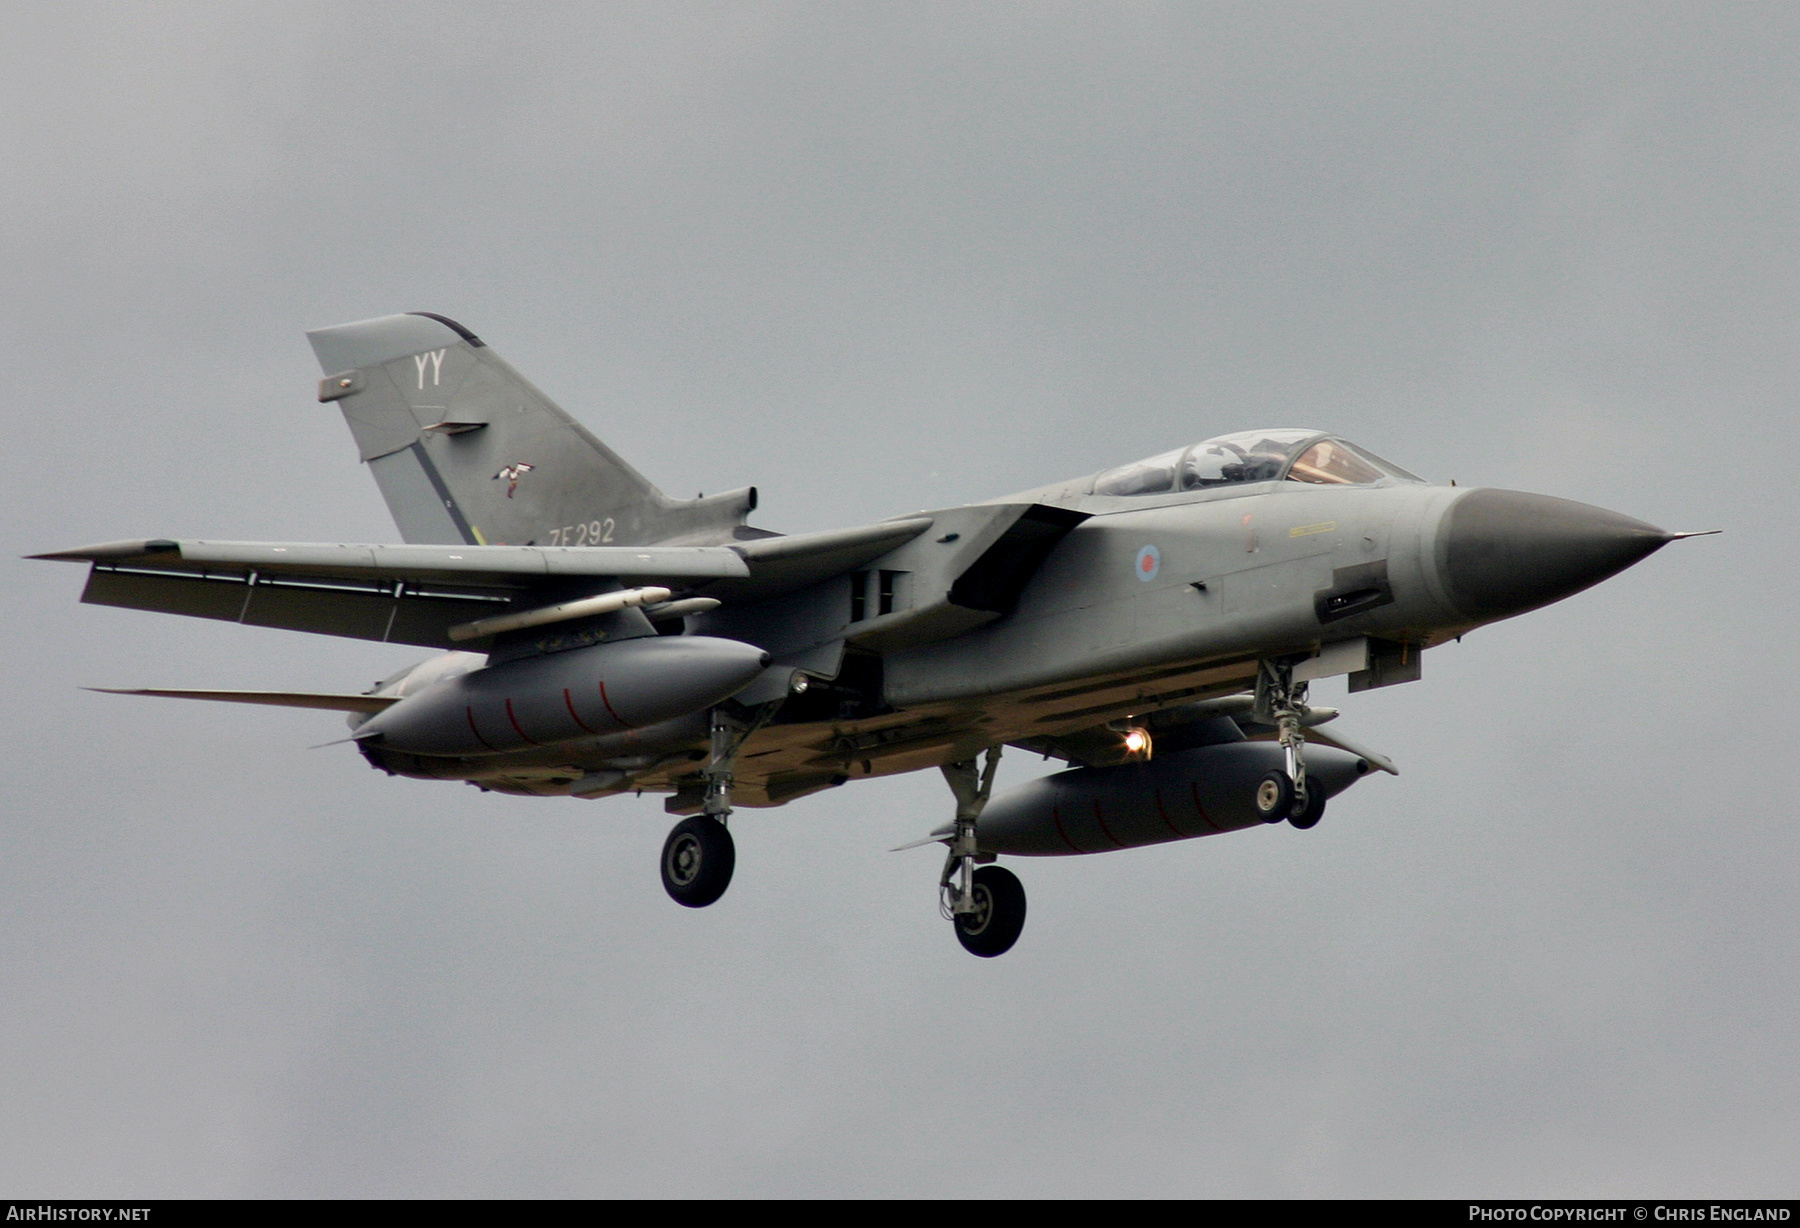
[1123, 728, 1152, 759]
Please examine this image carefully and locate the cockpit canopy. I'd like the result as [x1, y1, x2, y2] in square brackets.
[1091, 429, 1422, 497]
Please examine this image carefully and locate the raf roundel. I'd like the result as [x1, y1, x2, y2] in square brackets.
[1135, 544, 1161, 581]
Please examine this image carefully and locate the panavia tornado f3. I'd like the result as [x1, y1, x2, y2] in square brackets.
[34, 312, 1713, 956]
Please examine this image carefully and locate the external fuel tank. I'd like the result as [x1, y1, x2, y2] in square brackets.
[353, 635, 770, 757]
[978, 741, 1373, 856]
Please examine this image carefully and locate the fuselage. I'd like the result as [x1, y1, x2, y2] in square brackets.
[885, 477, 1465, 704]
[358, 429, 1672, 804]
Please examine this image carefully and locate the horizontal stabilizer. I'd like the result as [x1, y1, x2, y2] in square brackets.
[87, 688, 399, 714]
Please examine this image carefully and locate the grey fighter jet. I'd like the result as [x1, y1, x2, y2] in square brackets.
[33, 313, 1711, 957]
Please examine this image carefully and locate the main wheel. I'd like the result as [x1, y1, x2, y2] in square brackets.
[1253, 770, 1294, 823]
[1289, 784, 1326, 829]
[953, 865, 1027, 958]
[661, 815, 735, 908]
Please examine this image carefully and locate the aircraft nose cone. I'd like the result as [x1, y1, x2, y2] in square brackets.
[1437, 489, 1672, 622]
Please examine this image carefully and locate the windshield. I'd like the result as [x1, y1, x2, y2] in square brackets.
[1092, 429, 1420, 496]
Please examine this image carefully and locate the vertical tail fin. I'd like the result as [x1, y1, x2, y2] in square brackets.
[307, 313, 755, 547]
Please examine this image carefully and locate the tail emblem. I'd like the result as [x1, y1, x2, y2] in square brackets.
[493, 463, 536, 498]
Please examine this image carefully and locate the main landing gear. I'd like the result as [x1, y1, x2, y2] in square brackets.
[1251, 657, 1327, 830]
[658, 705, 773, 908]
[661, 814, 734, 907]
[939, 747, 1027, 957]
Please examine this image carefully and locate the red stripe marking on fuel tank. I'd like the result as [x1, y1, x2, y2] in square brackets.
[598, 679, 627, 726]
[504, 698, 543, 745]
[1153, 787, 1187, 837]
[1052, 804, 1085, 854]
[1093, 798, 1126, 848]
[563, 688, 598, 735]
[1189, 780, 1225, 832]
[465, 705, 497, 751]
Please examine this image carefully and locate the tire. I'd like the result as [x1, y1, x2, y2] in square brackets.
[1253, 770, 1294, 823]
[661, 816, 735, 908]
[1289, 783, 1326, 830]
[954, 865, 1027, 958]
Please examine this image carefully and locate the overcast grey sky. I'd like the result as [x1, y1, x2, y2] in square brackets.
[2, 1, 1795, 1197]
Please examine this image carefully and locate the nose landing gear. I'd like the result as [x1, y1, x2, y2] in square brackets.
[1253, 658, 1326, 829]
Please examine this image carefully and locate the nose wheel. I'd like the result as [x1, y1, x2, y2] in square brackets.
[1254, 770, 1294, 822]
[1289, 784, 1326, 829]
